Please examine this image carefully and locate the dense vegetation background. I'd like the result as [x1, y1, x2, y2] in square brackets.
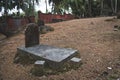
[0, 0, 120, 17]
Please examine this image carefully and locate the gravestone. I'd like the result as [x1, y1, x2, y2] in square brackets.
[25, 23, 39, 47]
[16, 23, 80, 69]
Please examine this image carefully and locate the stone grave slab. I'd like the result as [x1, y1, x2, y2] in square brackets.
[17, 45, 78, 63]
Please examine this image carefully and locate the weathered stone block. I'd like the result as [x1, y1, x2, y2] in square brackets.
[31, 60, 45, 76]
[34, 60, 45, 68]
[17, 45, 78, 69]
[70, 57, 82, 68]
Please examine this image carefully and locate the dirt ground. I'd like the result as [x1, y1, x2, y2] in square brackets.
[0, 17, 120, 80]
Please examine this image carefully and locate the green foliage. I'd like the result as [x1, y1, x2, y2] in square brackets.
[49, 0, 64, 14]
[1, 0, 120, 17]
[20, 0, 40, 16]
[48, 0, 120, 17]
[0, 0, 40, 16]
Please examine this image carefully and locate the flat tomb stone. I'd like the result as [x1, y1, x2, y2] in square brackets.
[17, 45, 78, 63]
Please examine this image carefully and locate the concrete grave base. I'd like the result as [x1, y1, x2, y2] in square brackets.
[16, 45, 78, 69]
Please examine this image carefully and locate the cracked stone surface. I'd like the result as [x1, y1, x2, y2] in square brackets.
[17, 45, 78, 63]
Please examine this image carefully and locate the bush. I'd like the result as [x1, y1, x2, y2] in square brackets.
[37, 20, 45, 26]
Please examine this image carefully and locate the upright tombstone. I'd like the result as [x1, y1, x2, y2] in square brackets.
[25, 23, 39, 47]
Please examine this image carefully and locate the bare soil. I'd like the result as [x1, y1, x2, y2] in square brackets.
[0, 17, 120, 80]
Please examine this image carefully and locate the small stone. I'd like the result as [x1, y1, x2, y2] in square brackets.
[34, 60, 45, 68]
[117, 78, 120, 80]
[14, 56, 20, 63]
[114, 25, 119, 31]
[35, 60, 45, 65]
[107, 67, 112, 70]
[70, 57, 82, 63]
[42, 75, 47, 78]
[97, 60, 99, 62]
[31, 60, 46, 76]
[114, 28, 118, 31]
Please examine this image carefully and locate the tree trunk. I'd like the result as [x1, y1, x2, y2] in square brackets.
[45, 0, 48, 13]
[5, 0, 8, 16]
[88, 0, 92, 17]
[100, 0, 104, 15]
[83, 0, 86, 17]
[115, 0, 117, 14]
[33, 0, 35, 15]
[111, 0, 114, 14]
